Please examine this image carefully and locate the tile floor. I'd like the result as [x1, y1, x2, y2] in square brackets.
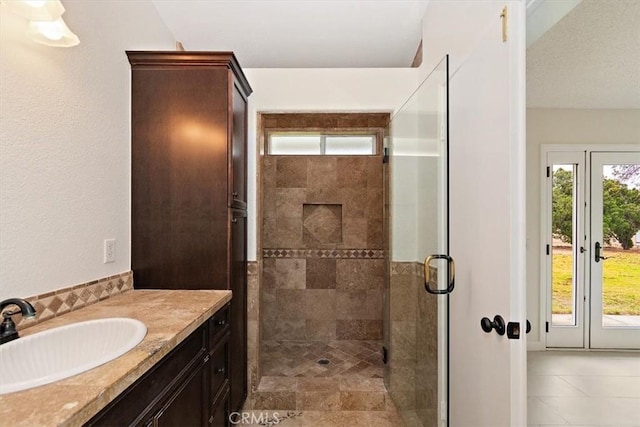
[250, 340, 405, 426]
[260, 340, 384, 378]
[528, 350, 640, 426]
[252, 345, 640, 426]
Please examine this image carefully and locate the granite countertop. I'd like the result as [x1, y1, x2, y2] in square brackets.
[0, 289, 232, 427]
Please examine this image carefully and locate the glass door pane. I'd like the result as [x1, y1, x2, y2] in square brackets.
[551, 164, 579, 327]
[388, 55, 449, 426]
[546, 152, 585, 349]
[590, 152, 640, 349]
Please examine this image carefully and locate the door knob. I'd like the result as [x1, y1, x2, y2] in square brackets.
[480, 315, 505, 335]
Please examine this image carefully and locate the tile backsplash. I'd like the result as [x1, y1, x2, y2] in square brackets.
[4, 271, 133, 330]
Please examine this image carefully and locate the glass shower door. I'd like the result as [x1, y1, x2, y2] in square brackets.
[388, 55, 450, 426]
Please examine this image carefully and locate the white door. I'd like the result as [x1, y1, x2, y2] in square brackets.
[545, 152, 587, 348]
[590, 152, 640, 349]
[448, 2, 527, 426]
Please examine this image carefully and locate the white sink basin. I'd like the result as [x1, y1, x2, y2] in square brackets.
[0, 317, 147, 394]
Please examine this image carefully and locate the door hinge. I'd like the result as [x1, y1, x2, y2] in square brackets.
[546, 166, 551, 177]
[382, 147, 389, 164]
[382, 346, 388, 364]
[546, 244, 550, 255]
[545, 321, 549, 333]
[500, 6, 508, 43]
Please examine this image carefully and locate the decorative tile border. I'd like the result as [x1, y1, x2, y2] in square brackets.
[5, 271, 134, 330]
[390, 261, 440, 288]
[263, 248, 385, 259]
[390, 261, 424, 277]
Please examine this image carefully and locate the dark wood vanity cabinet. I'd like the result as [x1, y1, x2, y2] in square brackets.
[126, 51, 252, 415]
[87, 305, 231, 427]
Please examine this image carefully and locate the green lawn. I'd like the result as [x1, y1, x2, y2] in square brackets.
[552, 250, 640, 315]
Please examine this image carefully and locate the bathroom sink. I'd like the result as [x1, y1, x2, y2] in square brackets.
[0, 317, 147, 394]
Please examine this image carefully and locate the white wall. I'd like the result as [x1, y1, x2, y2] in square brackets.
[388, 90, 419, 261]
[0, 1, 175, 299]
[243, 68, 418, 260]
[526, 108, 640, 348]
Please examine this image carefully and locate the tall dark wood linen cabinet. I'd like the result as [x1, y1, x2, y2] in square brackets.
[126, 51, 252, 416]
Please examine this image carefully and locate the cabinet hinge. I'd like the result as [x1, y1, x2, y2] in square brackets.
[382, 147, 389, 164]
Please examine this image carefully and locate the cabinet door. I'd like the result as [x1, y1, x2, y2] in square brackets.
[229, 209, 247, 412]
[230, 84, 247, 209]
[86, 326, 207, 427]
[131, 67, 229, 289]
[153, 361, 207, 427]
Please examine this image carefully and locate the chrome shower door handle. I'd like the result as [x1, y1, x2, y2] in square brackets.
[423, 254, 455, 295]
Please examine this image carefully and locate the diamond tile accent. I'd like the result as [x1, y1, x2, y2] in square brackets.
[303, 204, 343, 244]
[390, 261, 425, 277]
[260, 340, 383, 379]
[6, 271, 134, 331]
[253, 339, 393, 414]
[263, 248, 385, 259]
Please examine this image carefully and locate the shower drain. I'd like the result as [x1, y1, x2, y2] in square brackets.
[317, 358, 330, 365]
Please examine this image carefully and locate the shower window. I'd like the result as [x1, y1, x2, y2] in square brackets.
[268, 133, 376, 155]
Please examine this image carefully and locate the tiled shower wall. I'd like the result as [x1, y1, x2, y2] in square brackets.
[388, 262, 438, 427]
[261, 155, 385, 341]
[7, 272, 134, 330]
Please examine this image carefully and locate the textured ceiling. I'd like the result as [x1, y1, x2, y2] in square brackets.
[152, 0, 426, 68]
[527, 0, 640, 109]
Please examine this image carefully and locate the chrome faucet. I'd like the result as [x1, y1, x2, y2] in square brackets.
[0, 298, 37, 345]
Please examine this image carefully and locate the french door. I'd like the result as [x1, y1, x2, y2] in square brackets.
[590, 152, 640, 349]
[545, 152, 587, 348]
[546, 150, 640, 349]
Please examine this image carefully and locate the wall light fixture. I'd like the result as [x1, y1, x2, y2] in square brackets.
[3, 0, 80, 47]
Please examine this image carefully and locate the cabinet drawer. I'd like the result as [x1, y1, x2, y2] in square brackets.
[210, 339, 229, 399]
[209, 386, 230, 427]
[209, 304, 230, 343]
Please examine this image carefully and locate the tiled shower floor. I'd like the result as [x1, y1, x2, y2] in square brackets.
[250, 340, 405, 426]
[260, 340, 384, 378]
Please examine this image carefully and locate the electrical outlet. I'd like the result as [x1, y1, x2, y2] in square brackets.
[104, 239, 116, 263]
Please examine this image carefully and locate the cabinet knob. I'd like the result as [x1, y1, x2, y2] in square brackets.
[215, 319, 226, 326]
[232, 191, 238, 197]
[231, 218, 237, 223]
[215, 366, 226, 375]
